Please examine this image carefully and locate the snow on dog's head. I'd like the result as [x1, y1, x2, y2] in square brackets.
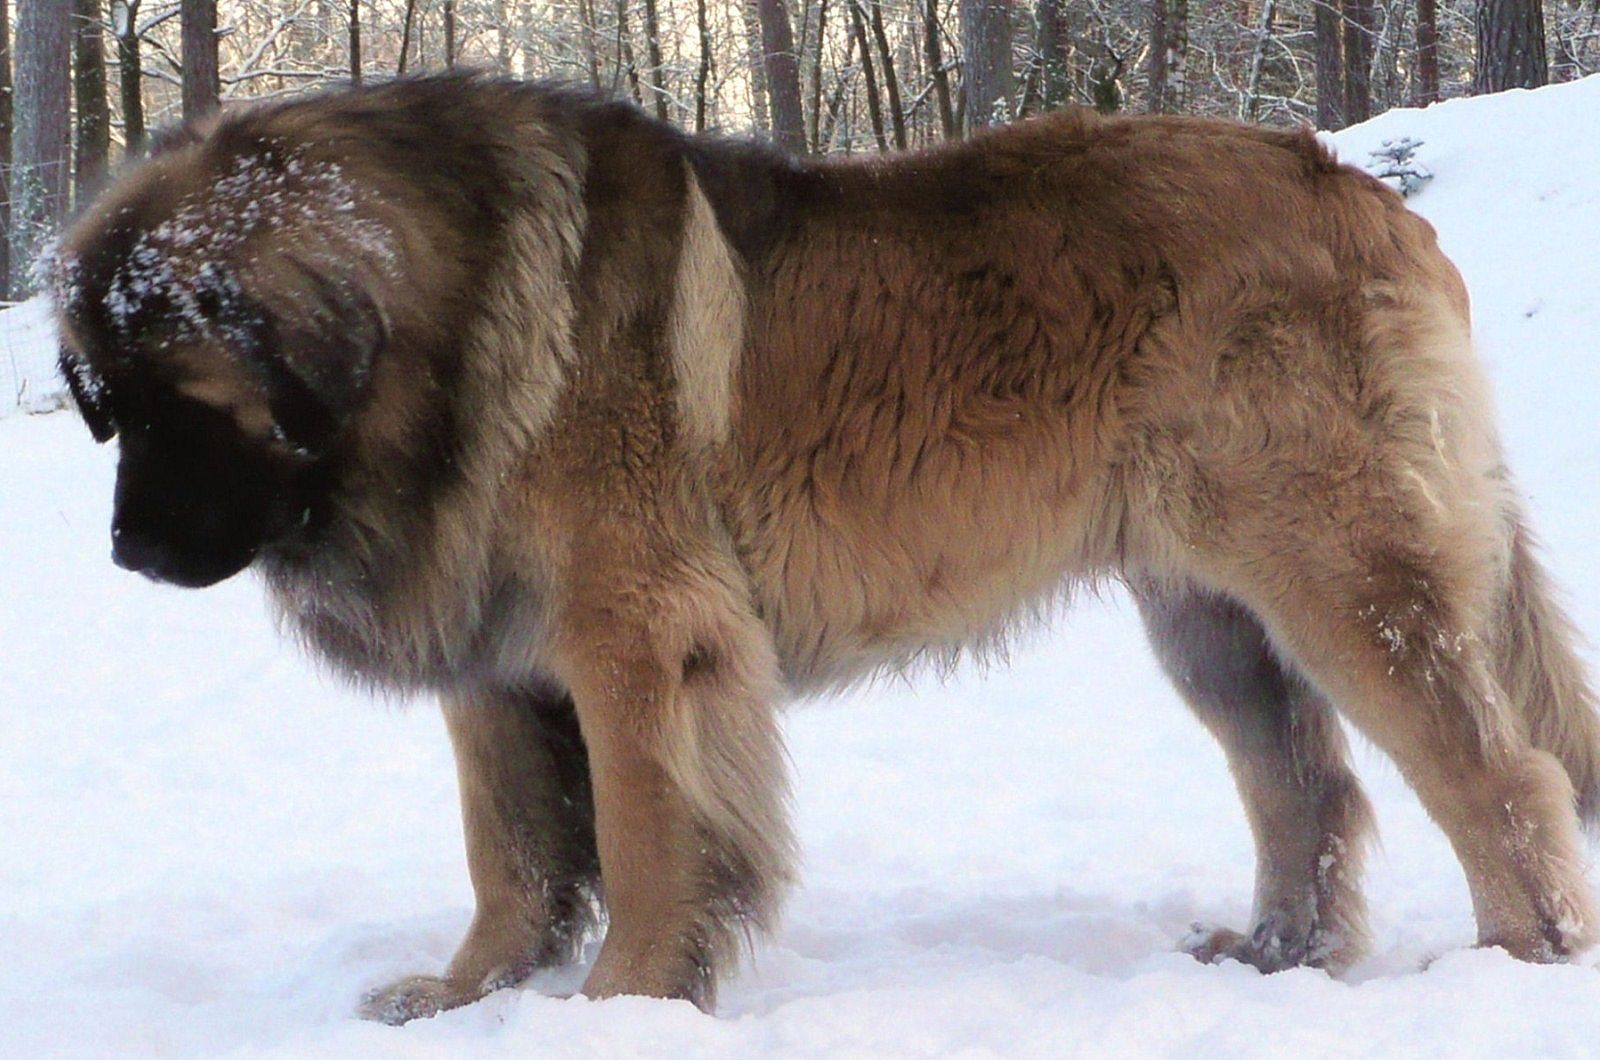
[50, 106, 404, 589]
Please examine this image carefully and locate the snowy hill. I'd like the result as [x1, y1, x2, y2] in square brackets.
[3, 77, 1600, 1058]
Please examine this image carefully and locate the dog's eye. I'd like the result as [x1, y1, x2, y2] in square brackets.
[266, 374, 339, 456]
[58, 347, 117, 443]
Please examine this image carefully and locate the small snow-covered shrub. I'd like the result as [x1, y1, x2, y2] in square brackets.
[1367, 136, 1434, 198]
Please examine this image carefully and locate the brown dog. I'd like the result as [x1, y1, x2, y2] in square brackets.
[52, 73, 1600, 1022]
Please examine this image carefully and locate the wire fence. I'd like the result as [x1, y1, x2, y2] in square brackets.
[1, 297, 66, 418]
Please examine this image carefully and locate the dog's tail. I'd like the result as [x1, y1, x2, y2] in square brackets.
[1496, 517, 1600, 826]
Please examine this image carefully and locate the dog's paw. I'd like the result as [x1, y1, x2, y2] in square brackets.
[1180, 923, 1251, 966]
[359, 974, 479, 1026]
[1181, 914, 1340, 974]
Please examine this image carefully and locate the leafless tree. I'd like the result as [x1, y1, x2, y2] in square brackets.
[75, 0, 110, 199]
[398, 0, 418, 74]
[1, 0, 12, 295]
[1476, 0, 1547, 90]
[1313, 1, 1346, 126]
[865, 0, 906, 146]
[1243, 0, 1277, 118]
[349, 0, 361, 83]
[445, 0, 457, 66]
[695, 0, 712, 127]
[1148, 0, 1188, 112]
[0, 0, 1554, 226]
[962, 0, 1015, 126]
[640, 0, 669, 116]
[806, 0, 830, 146]
[1416, 0, 1440, 101]
[848, 0, 888, 147]
[1023, 0, 1070, 114]
[1344, 0, 1375, 121]
[756, 0, 807, 151]
[10, 0, 72, 297]
[111, 0, 143, 152]
[923, 0, 956, 133]
[181, 0, 219, 119]
[1550, 2, 1600, 81]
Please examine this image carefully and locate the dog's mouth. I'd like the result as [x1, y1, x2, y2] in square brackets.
[121, 560, 253, 589]
[109, 488, 322, 587]
[111, 531, 259, 588]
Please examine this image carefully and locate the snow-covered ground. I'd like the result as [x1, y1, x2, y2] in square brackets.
[5, 78, 1600, 1058]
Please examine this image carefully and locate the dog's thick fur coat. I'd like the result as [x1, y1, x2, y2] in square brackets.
[54, 74, 1600, 1020]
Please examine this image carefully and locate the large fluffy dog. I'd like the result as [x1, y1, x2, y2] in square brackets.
[54, 74, 1600, 1021]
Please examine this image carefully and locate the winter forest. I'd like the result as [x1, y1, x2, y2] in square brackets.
[1, 0, 1594, 299]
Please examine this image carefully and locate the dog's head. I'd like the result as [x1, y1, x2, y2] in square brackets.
[53, 129, 394, 588]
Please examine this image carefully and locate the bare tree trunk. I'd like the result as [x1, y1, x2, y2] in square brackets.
[495, 0, 511, 72]
[1476, 0, 1548, 92]
[618, 0, 645, 104]
[808, 0, 829, 149]
[517, 0, 536, 77]
[641, 0, 669, 119]
[10, 0, 72, 297]
[1314, 0, 1345, 127]
[756, 0, 807, 153]
[849, 0, 888, 149]
[112, 0, 142, 152]
[1030, 0, 1070, 113]
[866, 0, 906, 147]
[960, 0, 1014, 127]
[1550, 9, 1576, 81]
[74, 0, 109, 201]
[819, 27, 858, 150]
[1415, 0, 1439, 103]
[444, 0, 456, 67]
[1343, 0, 1374, 123]
[1147, 0, 1189, 114]
[577, 0, 602, 86]
[1244, 0, 1276, 119]
[348, 0, 361, 82]
[741, 0, 770, 132]
[695, 0, 711, 129]
[1147, 0, 1167, 112]
[180, 0, 219, 119]
[398, 0, 417, 74]
[1, 0, 12, 296]
[923, 0, 956, 136]
[1166, 0, 1187, 111]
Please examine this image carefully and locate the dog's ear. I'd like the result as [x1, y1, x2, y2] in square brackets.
[233, 260, 388, 456]
[59, 347, 117, 443]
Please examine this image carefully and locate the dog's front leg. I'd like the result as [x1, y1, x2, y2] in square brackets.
[359, 684, 601, 1025]
[551, 554, 794, 1010]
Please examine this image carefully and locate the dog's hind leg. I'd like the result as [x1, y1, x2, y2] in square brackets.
[1135, 580, 1375, 972]
[1127, 268, 1599, 963]
[360, 683, 601, 1025]
[1228, 538, 1600, 964]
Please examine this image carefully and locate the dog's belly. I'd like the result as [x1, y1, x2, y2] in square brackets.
[734, 445, 1126, 693]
